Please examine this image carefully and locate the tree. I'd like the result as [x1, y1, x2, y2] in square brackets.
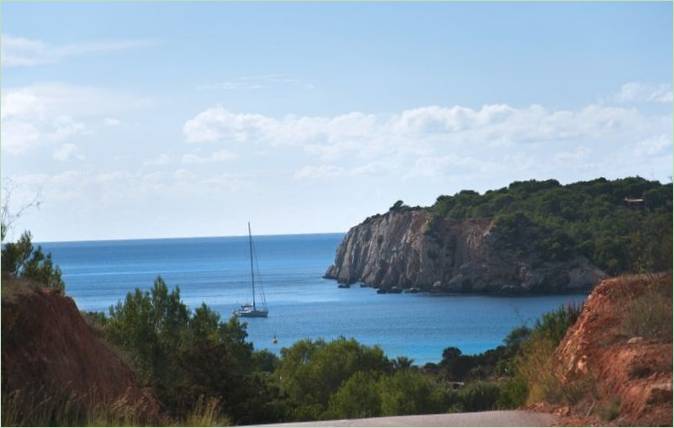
[102, 278, 281, 424]
[275, 337, 390, 420]
[377, 370, 447, 416]
[392, 356, 415, 370]
[390, 200, 406, 211]
[325, 372, 382, 419]
[1, 231, 65, 293]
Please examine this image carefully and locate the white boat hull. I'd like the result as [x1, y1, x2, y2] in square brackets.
[234, 308, 269, 318]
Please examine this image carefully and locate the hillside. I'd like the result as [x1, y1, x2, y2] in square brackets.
[1, 280, 163, 425]
[326, 177, 671, 292]
[547, 274, 672, 425]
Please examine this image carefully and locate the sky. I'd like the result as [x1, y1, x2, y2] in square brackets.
[1, 2, 672, 242]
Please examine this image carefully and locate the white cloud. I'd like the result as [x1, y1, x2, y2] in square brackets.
[635, 134, 672, 156]
[143, 153, 173, 166]
[185, 99, 670, 163]
[1, 34, 156, 68]
[1, 83, 149, 155]
[2, 121, 41, 154]
[185, 83, 671, 184]
[294, 165, 345, 180]
[47, 116, 88, 142]
[181, 149, 238, 164]
[52, 143, 83, 161]
[554, 146, 590, 163]
[183, 106, 379, 147]
[613, 82, 673, 104]
[104, 117, 121, 127]
[184, 103, 666, 152]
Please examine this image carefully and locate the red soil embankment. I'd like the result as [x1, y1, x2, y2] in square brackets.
[554, 274, 672, 426]
[1, 282, 162, 421]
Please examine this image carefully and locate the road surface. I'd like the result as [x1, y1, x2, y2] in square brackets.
[261, 410, 558, 426]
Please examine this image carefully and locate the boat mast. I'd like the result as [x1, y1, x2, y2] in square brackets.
[248, 222, 256, 310]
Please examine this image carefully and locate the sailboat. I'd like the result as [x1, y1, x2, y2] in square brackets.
[234, 222, 269, 318]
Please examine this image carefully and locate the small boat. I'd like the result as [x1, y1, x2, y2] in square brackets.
[272, 335, 278, 344]
[337, 283, 351, 289]
[234, 222, 269, 318]
[376, 288, 387, 294]
[404, 287, 421, 294]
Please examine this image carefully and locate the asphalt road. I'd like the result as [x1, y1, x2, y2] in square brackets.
[260, 410, 558, 427]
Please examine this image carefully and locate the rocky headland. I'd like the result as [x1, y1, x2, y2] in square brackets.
[325, 208, 605, 294]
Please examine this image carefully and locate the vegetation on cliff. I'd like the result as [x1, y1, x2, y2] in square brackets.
[329, 176, 670, 292]
[427, 176, 671, 274]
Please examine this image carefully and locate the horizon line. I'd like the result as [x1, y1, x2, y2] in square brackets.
[35, 230, 347, 246]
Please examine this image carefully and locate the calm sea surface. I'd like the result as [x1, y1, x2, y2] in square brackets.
[41, 234, 586, 364]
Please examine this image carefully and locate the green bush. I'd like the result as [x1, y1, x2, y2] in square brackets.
[1, 231, 65, 293]
[377, 370, 448, 416]
[496, 376, 528, 408]
[457, 381, 501, 411]
[275, 337, 390, 420]
[325, 372, 382, 419]
[509, 304, 583, 405]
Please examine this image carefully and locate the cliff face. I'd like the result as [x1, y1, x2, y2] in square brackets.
[1, 280, 162, 422]
[325, 209, 605, 293]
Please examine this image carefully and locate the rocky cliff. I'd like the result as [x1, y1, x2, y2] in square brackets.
[325, 208, 605, 293]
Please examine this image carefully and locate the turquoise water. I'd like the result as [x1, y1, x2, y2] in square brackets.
[41, 234, 586, 364]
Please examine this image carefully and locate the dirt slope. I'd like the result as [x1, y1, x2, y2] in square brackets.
[1, 281, 162, 421]
[553, 274, 672, 426]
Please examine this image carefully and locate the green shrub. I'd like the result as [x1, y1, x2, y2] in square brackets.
[325, 372, 382, 419]
[457, 381, 501, 411]
[276, 337, 390, 420]
[510, 304, 582, 405]
[1, 231, 65, 293]
[496, 376, 528, 408]
[377, 370, 447, 416]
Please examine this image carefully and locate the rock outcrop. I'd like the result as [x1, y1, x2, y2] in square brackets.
[553, 274, 672, 426]
[1, 280, 163, 422]
[325, 209, 605, 293]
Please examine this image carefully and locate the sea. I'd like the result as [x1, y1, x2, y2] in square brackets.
[40, 233, 587, 364]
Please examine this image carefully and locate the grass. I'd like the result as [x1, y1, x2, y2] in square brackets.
[184, 396, 230, 427]
[621, 274, 672, 341]
[595, 397, 621, 422]
[1, 387, 229, 427]
[510, 304, 584, 405]
[1, 387, 149, 427]
[0, 277, 41, 302]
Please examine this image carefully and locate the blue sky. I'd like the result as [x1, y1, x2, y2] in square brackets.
[2, 2, 672, 241]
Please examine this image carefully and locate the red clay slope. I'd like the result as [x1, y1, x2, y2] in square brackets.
[1, 282, 161, 421]
[554, 274, 672, 426]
